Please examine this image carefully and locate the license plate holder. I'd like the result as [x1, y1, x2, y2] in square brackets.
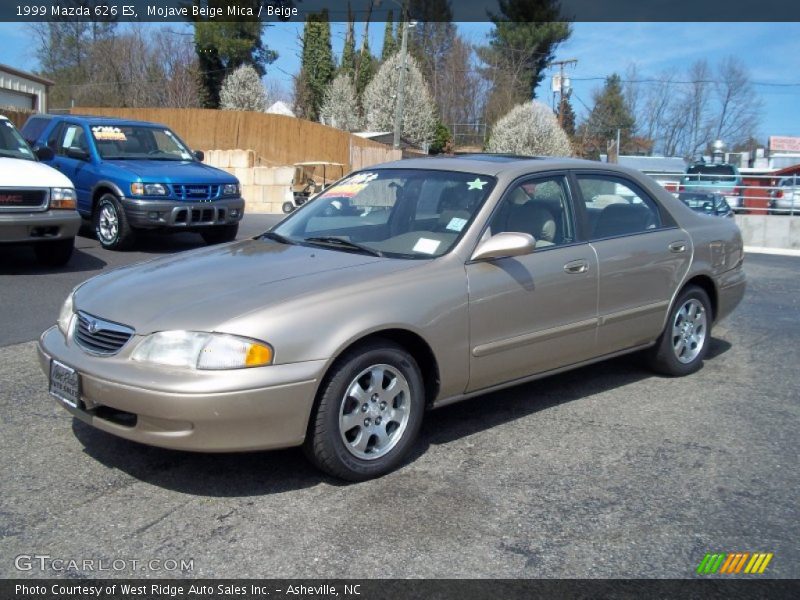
[49, 360, 82, 409]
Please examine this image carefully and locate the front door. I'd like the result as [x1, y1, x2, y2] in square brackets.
[465, 174, 599, 392]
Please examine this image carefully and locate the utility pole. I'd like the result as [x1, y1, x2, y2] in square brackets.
[551, 58, 577, 127]
[393, 1, 410, 150]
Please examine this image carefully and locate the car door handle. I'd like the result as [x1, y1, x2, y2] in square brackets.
[564, 259, 589, 274]
[669, 241, 687, 253]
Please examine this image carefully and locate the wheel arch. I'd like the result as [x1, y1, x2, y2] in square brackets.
[681, 274, 718, 321]
[91, 181, 125, 213]
[321, 328, 441, 408]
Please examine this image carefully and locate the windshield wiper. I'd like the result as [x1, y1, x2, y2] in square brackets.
[260, 231, 295, 245]
[303, 236, 383, 257]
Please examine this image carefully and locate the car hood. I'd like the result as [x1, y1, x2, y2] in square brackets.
[0, 157, 74, 188]
[102, 159, 236, 184]
[74, 240, 418, 334]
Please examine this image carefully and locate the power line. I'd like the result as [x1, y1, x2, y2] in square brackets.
[571, 76, 800, 88]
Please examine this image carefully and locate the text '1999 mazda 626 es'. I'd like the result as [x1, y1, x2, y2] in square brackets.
[39, 155, 746, 481]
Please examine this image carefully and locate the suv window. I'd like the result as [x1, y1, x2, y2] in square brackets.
[685, 164, 737, 182]
[488, 176, 574, 248]
[56, 124, 89, 156]
[577, 175, 662, 239]
[20, 116, 51, 146]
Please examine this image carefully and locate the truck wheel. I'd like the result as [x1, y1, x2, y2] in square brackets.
[304, 340, 425, 481]
[94, 194, 135, 250]
[201, 224, 239, 245]
[282, 202, 295, 214]
[34, 238, 74, 267]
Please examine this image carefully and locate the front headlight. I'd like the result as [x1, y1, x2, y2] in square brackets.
[51, 187, 77, 210]
[130, 183, 169, 196]
[223, 183, 240, 197]
[131, 331, 273, 370]
[57, 293, 74, 335]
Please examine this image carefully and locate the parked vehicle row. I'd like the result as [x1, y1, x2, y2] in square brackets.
[0, 115, 80, 266]
[17, 114, 244, 254]
[39, 155, 746, 480]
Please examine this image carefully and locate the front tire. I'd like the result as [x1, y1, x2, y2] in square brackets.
[282, 201, 295, 214]
[304, 340, 425, 481]
[201, 223, 239, 245]
[33, 238, 74, 267]
[646, 285, 712, 376]
[94, 194, 135, 250]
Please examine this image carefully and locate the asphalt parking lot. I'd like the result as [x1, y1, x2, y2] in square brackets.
[0, 217, 798, 578]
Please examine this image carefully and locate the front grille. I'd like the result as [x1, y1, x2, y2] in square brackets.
[74, 312, 134, 356]
[0, 188, 48, 211]
[172, 184, 221, 201]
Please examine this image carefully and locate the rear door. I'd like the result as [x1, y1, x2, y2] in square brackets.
[572, 171, 691, 354]
[465, 173, 599, 392]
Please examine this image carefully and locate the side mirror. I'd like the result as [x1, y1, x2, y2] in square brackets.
[193, 150, 205, 162]
[471, 232, 536, 262]
[66, 147, 89, 161]
[33, 146, 55, 161]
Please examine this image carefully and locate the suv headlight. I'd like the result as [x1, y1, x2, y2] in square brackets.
[51, 187, 77, 210]
[57, 292, 74, 335]
[131, 331, 273, 370]
[131, 183, 168, 196]
[223, 183, 240, 197]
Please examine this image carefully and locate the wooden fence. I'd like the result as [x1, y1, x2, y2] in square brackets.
[0, 108, 35, 129]
[70, 107, 401, 171]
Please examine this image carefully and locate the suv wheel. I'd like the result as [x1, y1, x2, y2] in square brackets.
[33, 238, 74, 267]
[94, 194, 135, 250]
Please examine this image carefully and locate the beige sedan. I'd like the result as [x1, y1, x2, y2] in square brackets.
[39, 156, 746, 480]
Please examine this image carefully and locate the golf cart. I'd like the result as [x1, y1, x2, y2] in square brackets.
[282, 161, 346, 213]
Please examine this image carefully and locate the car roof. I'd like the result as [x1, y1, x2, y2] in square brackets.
[370, 154, 630, 178]
[48, 114, 168, 128]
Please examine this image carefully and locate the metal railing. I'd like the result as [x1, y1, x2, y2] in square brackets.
[657, 172, 800, 216]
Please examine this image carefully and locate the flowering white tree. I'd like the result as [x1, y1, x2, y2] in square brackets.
[362, 53, 437, 148]
[319, 73, 362, 131]
[219, 65, 267, 112]
[487, 101, 572, 156]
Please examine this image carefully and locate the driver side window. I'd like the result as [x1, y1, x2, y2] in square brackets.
[488, 176, 574, 248]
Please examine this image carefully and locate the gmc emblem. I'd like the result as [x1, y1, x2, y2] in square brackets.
[0, 194, 23, 204]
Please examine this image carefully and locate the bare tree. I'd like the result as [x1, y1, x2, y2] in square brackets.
[711, 56, 761, 146]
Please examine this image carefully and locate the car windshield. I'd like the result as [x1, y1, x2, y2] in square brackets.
[0, 119, 36, 161]
[271, 169, 497, 259]
[684, 164, 737, 182]
[91, 124, 194, 161]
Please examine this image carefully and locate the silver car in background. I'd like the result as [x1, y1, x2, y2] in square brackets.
[39, 156, 746, 480]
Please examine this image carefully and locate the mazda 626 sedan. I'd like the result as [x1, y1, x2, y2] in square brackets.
[39, 155, 746, 480]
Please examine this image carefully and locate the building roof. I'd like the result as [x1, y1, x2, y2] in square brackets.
[266, 101, 294, 117]
[602, 154, 687, 174]
[0, 63, 55, 86]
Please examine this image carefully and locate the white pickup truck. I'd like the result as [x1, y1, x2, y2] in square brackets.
[0, 115, 80, 266]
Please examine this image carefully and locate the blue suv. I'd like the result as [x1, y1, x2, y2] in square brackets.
[21, 115, 244, 250]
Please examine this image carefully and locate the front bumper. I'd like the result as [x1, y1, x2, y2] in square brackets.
[0, 210, 81, 244]
[120, 197, 245, 230]
[38, 325, 324, 452]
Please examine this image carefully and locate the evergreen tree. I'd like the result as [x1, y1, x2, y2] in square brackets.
[558, 94, 577, 137]
[585, 74, 636, 156]
[340, 20, 357, 78]
[355, 42, 376, 109]
[381, 11, 397, 60]
[194, 4, 277, 109]
[298, 10, 335, 121]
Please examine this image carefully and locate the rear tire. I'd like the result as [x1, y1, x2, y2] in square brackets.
[200, 223, 239, 245]
[282, 202, 295, 214]
[33, 238, 74, 267]
[304, 340, 425, 481]
[645, 285, 712, 376]
[94, 194, 135, 250]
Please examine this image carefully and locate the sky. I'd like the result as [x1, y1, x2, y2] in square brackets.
[2, 20, 799, 140]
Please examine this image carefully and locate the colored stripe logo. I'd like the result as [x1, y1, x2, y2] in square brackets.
[696, 552, 773, 575]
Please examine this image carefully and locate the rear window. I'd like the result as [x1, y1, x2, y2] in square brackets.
[685, 165, 737, 182]
[20, 116, 51, 145]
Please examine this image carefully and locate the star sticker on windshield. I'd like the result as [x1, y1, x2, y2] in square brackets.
[467, 178, 487, 190]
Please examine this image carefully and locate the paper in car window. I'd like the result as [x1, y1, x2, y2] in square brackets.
[446, 217, 467, 232]
[92, 126, 127, 142]
[62, 127, 77, 148]
[413, 238, 441, 254]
